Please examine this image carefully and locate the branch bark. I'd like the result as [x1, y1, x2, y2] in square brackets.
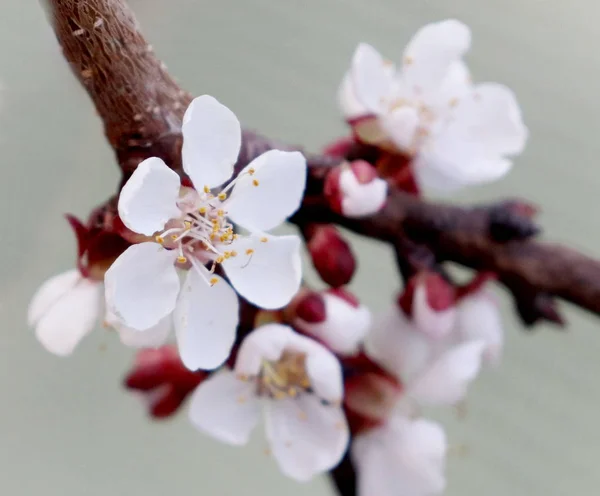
[43, 1, 600, 495]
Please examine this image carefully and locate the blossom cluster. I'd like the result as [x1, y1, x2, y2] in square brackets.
[29, 18, 525, 496]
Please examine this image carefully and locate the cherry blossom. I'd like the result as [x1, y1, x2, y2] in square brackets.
[105, 95, 306, 371]
[365, 304, 486, 408]
[295, 288, 371, 356]
[339, 19, 528, 193]
[352, 416, 447, 496]
[188, 324, 349, 481]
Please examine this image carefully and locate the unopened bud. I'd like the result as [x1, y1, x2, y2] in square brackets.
[295, 292, 327, 323]
[398, 272, 456, 339]
[307, 225, 356, 287]
[296, 288, 371, 356]
[324, 160, 387, 218]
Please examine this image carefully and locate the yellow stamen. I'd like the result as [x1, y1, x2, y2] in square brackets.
[215, 256, 225, 264]
[252, 179, 259, 187]
[260, 237, 268, 243]
[230, 250, 238, 257]
[177, 256, 187, 264]
[248, 167, 256, 175]
[246, 248, 254, 256]
[198, 207, 207, 215]
[209, 277, 219, 286]
[223, 251, 231, 259]
[217, 209, 225, 217]
[233, 234, 239, 240]
[155, 235, 164, 244]
[203, 185, 210, 194]
[183, 220, 192, 229]
[218, 192, 227, 201]
[171, 234, 178, 240]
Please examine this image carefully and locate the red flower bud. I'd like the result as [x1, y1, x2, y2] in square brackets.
[306, 224, 356, 287]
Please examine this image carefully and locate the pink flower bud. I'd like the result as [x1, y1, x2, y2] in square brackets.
[124, 345, 206, 419]
[398, 272, 457, 339]
[296, 288, 371, 356]
[324, 160, 387, 218]
[294, 291, 327, 323]
[307, 224, 356, 287]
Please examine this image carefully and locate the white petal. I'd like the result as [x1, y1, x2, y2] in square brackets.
[430, 60, 472, 110]
[297, 293, 371, 356]
[174, 270, 239, 371]
[118, 157, 182, 236]
[28, 269, 81, 327]
[365, 306, 436, 383]
[412, 282, 456, 339]
[222, 234, 302, 310]
[113, 314, 172, 349]
[181, 95, 241, 189]
[226, 150, 307, 232]
[353, 416, 447, 496]
[189, 369, 261, 445]
[104, 243, 180, 331]
[235, 323, 298, 376]
[351, 43, 395, 114]
[414, 150, 512, 194]
[300, 337, 345, 403]
[450, 83, 528, 156]
[380, 106, 420, 151]
[339, 168, 387, 218]
[338, 71, 370, 119]
[35, 278, 102, 356]
[265, 396, 349, 481]
[402, 19, 471, 93]
[408, 340, 485, 406]
[456, 290, 503, 364]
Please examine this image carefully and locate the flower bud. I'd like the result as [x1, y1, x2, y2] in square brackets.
[307, 224, 356, 287]
[324, 160, 387, 218]
[295, 288, 371, 356]
[398, 272, 457, 339]
[124, 346, 206, 419]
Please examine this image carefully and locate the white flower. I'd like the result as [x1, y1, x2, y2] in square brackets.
[28, 269, 102, 356]
[352, 415, 447, 496]
[408, 279, 504, 365]
[295, 289, 372, 356]
[365, 304, 486, 407]
[188, 324, 349, 481]
[339, 19, 528, 193]
[105, 95, 306, 371]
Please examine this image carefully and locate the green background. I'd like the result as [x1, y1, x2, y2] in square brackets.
[2, 0, 600, 495]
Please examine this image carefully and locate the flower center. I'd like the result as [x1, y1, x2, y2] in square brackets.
[153, 168, 260, 285]
[257, 350, 312, 400]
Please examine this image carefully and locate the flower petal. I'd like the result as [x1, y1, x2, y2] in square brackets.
[114, 314, 172, 349]
[365, 306, 435, 383]
[226, 150, 307, 232]
[265, 395, 349, 481]
[380, 106, 420, 152]
[303, 340, 345, 404]
[339, 168, 387, 218]
[338, 71, 370, 119]
[34, 278, 102, 356]
[456, 289, 503, 364]
[449, 83, 528, 156]
[297, 293, 371, 356]
[402, 19, 471, 94]
[235, 323, 293, 377]
[351, 43, 395, 114]
[222, 234, 302, 309]
[174, 269, 239, 371]
[408, 340, 485, 406]
[104, 243, 180, 331]
[181, 95, 241, 189]
[189, 369, 261, 445]
[412, 281, 456, 339]
[118, 157, 182, 236]
[28, 269, 81, 327]
[352, 416, 447, 496]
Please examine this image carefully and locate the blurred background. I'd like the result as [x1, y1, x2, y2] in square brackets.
[2, 0, 600, 494]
